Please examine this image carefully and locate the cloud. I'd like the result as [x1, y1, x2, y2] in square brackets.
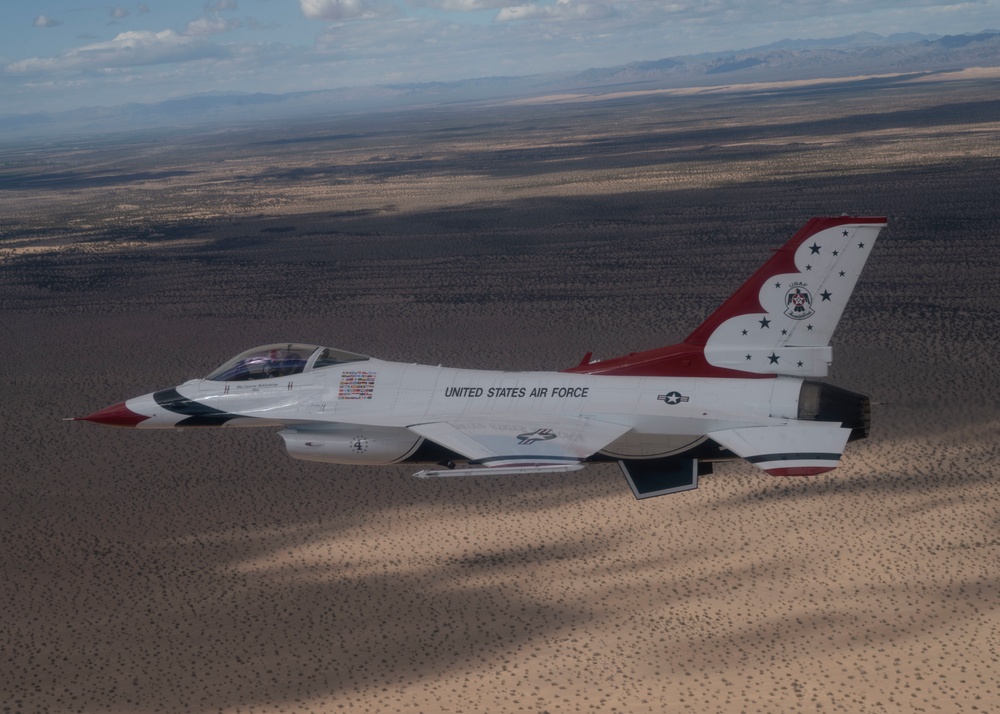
[242, 16, 279, 30]
[110, 6, 130, 19]
[409, 0, 512, 10]
[185, 16, 243, 35]
[185, 0, 245, 36]
[5, 30, 229, 75]
[137, 3, 151, 13]
[33, 15, 63, 28]
[300, 0, 396, 21]
[495, 0, 616, 22]
[4, 0, 994, 119]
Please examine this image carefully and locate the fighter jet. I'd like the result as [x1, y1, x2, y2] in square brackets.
[78, 216, 886, 499]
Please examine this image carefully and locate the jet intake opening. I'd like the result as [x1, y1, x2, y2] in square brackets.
[798, 380, 870, 442]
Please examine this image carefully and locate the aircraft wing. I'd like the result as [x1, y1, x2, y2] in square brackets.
[408, 417, 631, 476]
[708, 423, 853, 476]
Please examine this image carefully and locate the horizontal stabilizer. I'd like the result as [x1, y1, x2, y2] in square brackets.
[619, 457, 700, 499]
[709, 423, 852, 476]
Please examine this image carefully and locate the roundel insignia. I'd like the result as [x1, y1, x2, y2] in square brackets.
[784, 283, 815, 320]
[657, 391, 689, 406]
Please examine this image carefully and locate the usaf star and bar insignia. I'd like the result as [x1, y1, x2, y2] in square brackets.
[657, 391, 690, 406]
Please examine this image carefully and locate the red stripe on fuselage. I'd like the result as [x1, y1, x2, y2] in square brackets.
[562, 342, 776, 378]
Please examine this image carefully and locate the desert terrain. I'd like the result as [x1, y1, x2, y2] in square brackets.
[1, 71, 999, 712]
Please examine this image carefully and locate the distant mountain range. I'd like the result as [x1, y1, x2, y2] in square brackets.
[564, 30, 1000, 85]
[3, 30, 999, 138]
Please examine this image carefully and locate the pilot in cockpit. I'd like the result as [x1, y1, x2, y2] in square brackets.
[268, 351, 303, 378]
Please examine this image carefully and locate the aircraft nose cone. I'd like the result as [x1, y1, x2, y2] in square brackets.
[78, 401, 150, 427]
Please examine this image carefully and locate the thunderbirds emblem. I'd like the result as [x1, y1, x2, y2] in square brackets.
[784, 284, 815, 320]
[517, 428, 557, 445]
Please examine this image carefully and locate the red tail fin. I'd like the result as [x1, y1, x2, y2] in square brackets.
[565, 216, 887, 378]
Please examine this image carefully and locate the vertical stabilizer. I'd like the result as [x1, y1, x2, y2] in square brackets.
[565, 216, 886, 378]
[688, 217, 886, 376]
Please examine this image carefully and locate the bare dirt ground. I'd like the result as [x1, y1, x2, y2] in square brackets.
[1, 72, 999, 713]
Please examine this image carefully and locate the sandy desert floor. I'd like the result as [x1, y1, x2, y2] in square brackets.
[2, 72, 999, 712]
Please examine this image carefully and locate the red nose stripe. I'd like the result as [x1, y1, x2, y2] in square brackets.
[79, 401, 150, 427]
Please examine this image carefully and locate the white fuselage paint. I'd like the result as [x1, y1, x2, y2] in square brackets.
[127, 358, 803, 463]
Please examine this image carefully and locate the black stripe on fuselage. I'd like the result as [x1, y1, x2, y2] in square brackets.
[153, 388, 240, 427]
[745, 452, 842, 463]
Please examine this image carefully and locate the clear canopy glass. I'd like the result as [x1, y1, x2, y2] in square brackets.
[205, 343, 370, 382]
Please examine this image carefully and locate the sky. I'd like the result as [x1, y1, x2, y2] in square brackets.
[1, 0, 997, 114]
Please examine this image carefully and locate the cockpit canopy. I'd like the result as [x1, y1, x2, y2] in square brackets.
[205, 343, 370, 382]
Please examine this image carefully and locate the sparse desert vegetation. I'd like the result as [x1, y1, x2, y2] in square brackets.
[1, 72, 999, 712]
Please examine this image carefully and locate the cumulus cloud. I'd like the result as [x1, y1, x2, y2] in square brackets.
[300, 0, 395, 21]
[5, 30, 228, 75]
[110, 6, 130, 19]
[33, 15, 63, 28]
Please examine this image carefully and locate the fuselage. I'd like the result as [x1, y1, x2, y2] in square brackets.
[120, 357, 806, 465]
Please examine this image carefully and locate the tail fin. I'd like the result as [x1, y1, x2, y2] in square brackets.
[566, 216, 887, 378]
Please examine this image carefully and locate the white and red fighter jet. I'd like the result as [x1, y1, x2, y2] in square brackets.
[79, 216, 887, 499]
